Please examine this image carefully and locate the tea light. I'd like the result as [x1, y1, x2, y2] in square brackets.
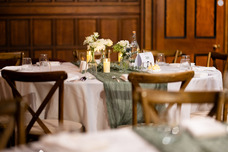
[103, 58, 110, 73]
[118, 52, 123, 62]
[87, 51, 92, 62]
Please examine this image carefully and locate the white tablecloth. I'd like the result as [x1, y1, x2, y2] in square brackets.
[0, 62, 223, 132]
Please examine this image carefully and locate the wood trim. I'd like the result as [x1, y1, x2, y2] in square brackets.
[225, 0, 228, 53]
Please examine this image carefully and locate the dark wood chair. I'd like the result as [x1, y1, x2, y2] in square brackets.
[128, 70, 194, 125]
[0, 98, 26, 149]
[139, 89, 222, 125]
[207, 51, 228, 74]
[0, 52, 24, 69]
[142, 49, 182, 63]
[1, 70, 82, 140]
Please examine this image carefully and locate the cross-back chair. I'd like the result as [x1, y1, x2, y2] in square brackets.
[1, 70, 82, 138]
[128, 70, 195, 125]
[0, 98, 26, 149]
[207, 51, 228, 74]
[0, 52, 24, 69]
[142, 49, 182, 63]
[139, 89, 222, 125]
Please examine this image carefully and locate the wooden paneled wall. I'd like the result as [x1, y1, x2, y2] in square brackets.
[0, 0, 142, 62]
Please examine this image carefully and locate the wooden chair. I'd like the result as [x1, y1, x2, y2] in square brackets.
[207, 51, 228, 74]
[0, 52, 24, 69]
[128, 70, 194, 125]
[1, 70, 82, 139]
[139, 89, 222, 125]
[0, 98, 26, 149]
[142, 49, 182, 63]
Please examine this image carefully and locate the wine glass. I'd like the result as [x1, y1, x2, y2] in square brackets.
[39, 54, 50, 71]
[156, 53, 166, 66]
[22, 57, 32, 71]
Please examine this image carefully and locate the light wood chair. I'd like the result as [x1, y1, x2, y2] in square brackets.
[1, 70, 82, 140]
[0, 52, 24, 69]
[142, 49, 182, 63]
[0, 98, 26, 149]
[139, 89, 222, 125]
[128, 70, 194, 126]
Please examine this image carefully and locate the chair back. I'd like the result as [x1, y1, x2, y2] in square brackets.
[1, 70, 67, 135]
[139, 89, 222, 124]
[207, 51, 228, 74]
[0, 98, 26, 149]
[142, 49, 182, 63]
[128, 71, 194, 125]
[0, 52, 24, 69]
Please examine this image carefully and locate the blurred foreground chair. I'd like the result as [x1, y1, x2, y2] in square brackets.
[0, 98, 26, 149]
[2, 70, 82, 141]
[139, 89, 222, 125]
[128, 71, 194, 126]
[0, 52, 24, 69]
[142, 49, 182, 63]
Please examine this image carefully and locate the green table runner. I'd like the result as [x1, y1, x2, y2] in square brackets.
[95, 71, 167, 128]
[134, 126, 228, 152]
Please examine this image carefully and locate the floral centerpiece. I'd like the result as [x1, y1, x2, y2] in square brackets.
[83, 32, 113, 63]
[113, 40, 131, 61]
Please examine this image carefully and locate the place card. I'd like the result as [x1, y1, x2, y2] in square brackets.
[134, 52, 154, 68]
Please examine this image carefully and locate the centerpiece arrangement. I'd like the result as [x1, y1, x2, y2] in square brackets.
[83, 32, 113, 75]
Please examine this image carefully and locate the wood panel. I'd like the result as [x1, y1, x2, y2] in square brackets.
[56, 19, 74, 46]
[196, 0, 215, 38]
[33, 19, 52, 46]
[0, 1, 141, 61]
[165, 0, 185, 38]
[0, 20, 6, 46]
[10, 19, 29, 46]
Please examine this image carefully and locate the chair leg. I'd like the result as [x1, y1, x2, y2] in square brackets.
[223, 103, 228, 122]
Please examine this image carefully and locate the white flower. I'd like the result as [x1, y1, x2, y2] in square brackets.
[118, 40, 130, 47]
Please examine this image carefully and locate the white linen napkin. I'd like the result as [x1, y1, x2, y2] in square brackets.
[181, 117, 227, 138]
[49, 61, 61, 66]
[120, 74, 129, 81]
[66, 74, 80, 82]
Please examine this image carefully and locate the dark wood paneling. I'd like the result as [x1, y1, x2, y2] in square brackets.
[121, 19, 139, 41]
[33, 19, 52, 46]
[165, 0, 186, 38]
[77, 19, 96, 46]
[10, 19, 29, 46]
[195, 0, 215, 38]
[0, 1, 141, 61]
[56, 19, 74, 46]
[100, 19, 118, 43]
[0, 20, 6, 46]
[56, 49, 74, 61]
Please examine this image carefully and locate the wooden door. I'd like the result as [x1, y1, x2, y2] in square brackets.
[152, 0, 225, 67]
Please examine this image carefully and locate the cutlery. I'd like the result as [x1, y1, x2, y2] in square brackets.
[112, 76, 120, 82]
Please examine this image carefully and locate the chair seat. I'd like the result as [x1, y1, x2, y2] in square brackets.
[30, 119, 82, 135]
[190, 111, 211, 118]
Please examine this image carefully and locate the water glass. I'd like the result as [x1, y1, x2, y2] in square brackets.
[86, 62, 97, 79]
[156, 53, 166, 66]
[39, 54, 50, 71]
[22, 57, 32, 71]
[180, 55, 191, 70]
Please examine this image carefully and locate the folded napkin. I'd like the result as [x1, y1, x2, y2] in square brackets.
[120, 74, 129, 81]
[66, 74, 80, 82]
[2, 66, 22, 71]
[181, 117, 227, 138]
[49, 61, 61, 66]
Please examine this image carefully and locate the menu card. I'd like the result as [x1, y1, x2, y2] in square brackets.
[134, 52, 154, 67]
